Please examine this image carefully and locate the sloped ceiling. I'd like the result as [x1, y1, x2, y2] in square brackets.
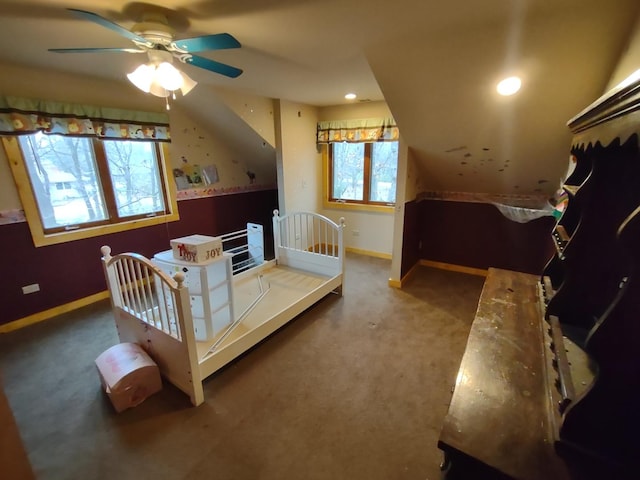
[178, 86, 275, 166]
[0, 0, 639, 197]
[365, 1, 640, 195]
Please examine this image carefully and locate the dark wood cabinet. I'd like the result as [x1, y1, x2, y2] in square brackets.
[439, 77, 640, 479]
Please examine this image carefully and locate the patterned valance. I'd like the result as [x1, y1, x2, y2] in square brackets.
[0, 96, 171, 142]
[316, 117, 398, 144]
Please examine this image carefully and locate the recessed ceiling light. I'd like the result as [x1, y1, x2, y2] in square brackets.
[345, 93, 357, 100]
[496, 76, 521, 96]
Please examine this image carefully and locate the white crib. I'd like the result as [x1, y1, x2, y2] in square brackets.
[101, 210, 345, 406]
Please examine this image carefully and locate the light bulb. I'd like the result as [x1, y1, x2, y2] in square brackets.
[127, 64, 155, 93]
[497, 76, 522, 96]
[127, 59, 196, 99]
[156, 62, 184, 91]
[148, 82, 170, 98]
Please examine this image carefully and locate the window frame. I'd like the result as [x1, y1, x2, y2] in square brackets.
[324, 141, 397, 212]
[2, 135, 179, 247]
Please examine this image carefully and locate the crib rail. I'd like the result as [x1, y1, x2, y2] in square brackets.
[273, 210, 344, 255]
[101, 246, 190, 341]
[272, 210, 345, 276]
[220, 222, 265, 275]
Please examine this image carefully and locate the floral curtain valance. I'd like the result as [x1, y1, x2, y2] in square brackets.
[316, 117, 398, 144]
[0, 96, 171, 142]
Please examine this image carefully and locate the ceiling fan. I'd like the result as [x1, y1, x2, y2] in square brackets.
[49, 8, 243, 79]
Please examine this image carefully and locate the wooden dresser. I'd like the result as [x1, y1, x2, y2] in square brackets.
[438, 75, 640, 479]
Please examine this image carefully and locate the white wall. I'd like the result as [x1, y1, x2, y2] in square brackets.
[170, 106, 276, 189]
[0, 144, 19, 211]
[334, 209, 395, 257]
[274, 100, 321, 215]
[319, 101, 393, 122]
[213, 86, 276, 148]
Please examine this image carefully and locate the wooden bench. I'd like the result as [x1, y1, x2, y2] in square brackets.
[438, 267, 571, 480]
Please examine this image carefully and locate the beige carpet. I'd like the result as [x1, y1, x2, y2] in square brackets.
[0, 253, 484, 480]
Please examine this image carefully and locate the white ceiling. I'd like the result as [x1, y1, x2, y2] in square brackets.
[0, 0, 388, 106]
[1, 0, 639, 196]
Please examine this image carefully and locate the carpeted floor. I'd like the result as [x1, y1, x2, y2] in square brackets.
[0, 253, 484, 480]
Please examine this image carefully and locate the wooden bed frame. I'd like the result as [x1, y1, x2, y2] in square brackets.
[100, 210, 345, 406]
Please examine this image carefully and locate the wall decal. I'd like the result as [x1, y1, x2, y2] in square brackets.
[173, 168, 190, 190]
[173, 157, 204, 189]
[202, 165, 219, 185]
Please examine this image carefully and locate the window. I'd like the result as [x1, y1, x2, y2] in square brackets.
[329, 141, 398, 206]
[3, 134, 178, 246]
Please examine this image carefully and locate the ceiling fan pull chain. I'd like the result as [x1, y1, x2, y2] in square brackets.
[165, 95, 170, 111]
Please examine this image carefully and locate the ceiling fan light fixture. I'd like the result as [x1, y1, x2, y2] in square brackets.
[127, 63, 155, 93]
[128, 61, 198, 99]
[148, 81, 171, 98]
[180, 71, 198, 96]
[56, 8, 243, 100]
[156, 62, 184, 91]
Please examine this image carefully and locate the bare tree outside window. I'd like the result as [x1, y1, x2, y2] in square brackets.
[18, 132, 168, 233]
[104, 141, 165, 217]
[20, 133, 107, 229]
[370, 142, 398, 203]
[329, 141, 398, 205]
[332, 143, 364, 201]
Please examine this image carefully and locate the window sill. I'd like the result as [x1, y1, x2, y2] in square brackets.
[323, 200, 394, 214]
[30, 212, 180, 247]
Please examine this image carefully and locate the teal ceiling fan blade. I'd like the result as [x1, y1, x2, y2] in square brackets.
[183, 54, 243, 78]
[171, 33, 241, 53]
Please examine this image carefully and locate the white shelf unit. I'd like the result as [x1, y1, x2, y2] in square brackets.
[152, 250, 234, 342]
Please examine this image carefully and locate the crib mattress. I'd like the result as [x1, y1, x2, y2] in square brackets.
[195, 263, 339, 378]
